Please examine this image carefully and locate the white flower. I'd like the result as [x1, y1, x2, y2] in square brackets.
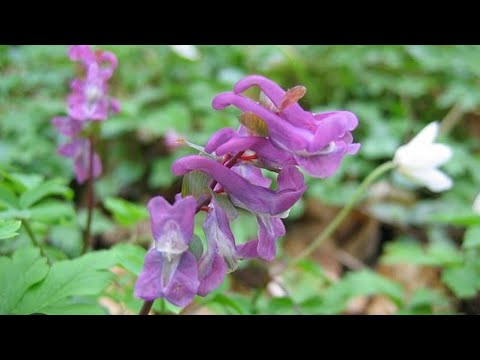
[393, 122, 453, 192]
[473, 193, 480, 214]
[169, 45, 200, 61]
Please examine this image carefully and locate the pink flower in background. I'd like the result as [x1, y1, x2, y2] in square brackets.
[52, 45, 120, 184]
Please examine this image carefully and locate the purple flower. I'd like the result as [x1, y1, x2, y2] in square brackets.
[67, 62, 119, 122]
[57, 138, 102, 184]
[212, 75, 360, 178]
[69, 45, 118, 79]
[172, 155, 306, 216]
[197, 200, 237, 296]
[135, 196, 200, 307]
[52, 116, 83, 137]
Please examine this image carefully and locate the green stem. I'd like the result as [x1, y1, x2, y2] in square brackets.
[286, 161, 396, 271]
[23, 220, 51, 265]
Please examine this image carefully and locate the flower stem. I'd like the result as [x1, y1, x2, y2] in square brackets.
[23, 220, 51, 265]
[82, 135, 96, 254]
[285, 161, 396, 271]
[139, 300, 154, 315]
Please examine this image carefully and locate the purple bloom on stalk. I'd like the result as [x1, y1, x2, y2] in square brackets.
[172, 155, 306, 216]
[212, 75, 360, 178]
[197, 200, 238, 296]
[53, 45, 120, 184]
[135, 196, 200, 307]
[57, 138, 102, 184]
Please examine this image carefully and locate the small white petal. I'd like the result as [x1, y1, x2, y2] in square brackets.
[406, 168, 453, 192]
[394, 143, 452, 169]
[169, 45, 200, 61]
[409, 122, 439, 147]
[473, 193, 480, 215]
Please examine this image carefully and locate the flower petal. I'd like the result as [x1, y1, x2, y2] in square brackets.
[164, 251, 199, 307]
[147, 196, 197, 246]
[197, 253, 226, 297]
[395, 143, 452, 170]
[68, 45, 95, 64]
[207, 128, 296, 168]
[172, 156, 306, 216]
[134, 249, 199, 307]
[232, 164, 272, 188]
[213, 92, 311, 152]
[236, 239, 260, 259]
[233, 75, 313, 128]
[52, 116, 83, 137]
[256, 214, 285, 261]
[294, 142, 360, 178]
[134, 249, 166, 301]
[205, 128, 237, 154]
[404, 168, 453, 192]
[310, 111, 359, 152]
[409, 122, 439, 147]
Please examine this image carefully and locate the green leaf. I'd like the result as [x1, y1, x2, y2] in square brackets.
[427, 212, 480, 226]
[19, 180, 73, 209]
[7, 173, 43, 192]
[28, 200, 76, 224]
[207, 293, 249, 315]
[114, 243, 147, 276]
[0, 247, 49, 314]
[0, 183, 19, 209]
[463, 225, 480, 249]
[0, 219, 21, 240]
[381, 240, 433, 265]
[41, 301, 108, 315]
[181, 170, 211, 200]
[104, 197, 149, 227]
[13, 250, 117, 315]
[408, 288, 450, 309]
[265, 297, 297, 315]
[426, 242, 463, 266]
[321, 269, 405, 313]
[442, 265, 480, 299]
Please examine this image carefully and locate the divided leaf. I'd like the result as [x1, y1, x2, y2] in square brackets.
[0, 247, 49, 314]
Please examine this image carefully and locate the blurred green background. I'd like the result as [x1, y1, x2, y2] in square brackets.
[1, 45, 480, 314]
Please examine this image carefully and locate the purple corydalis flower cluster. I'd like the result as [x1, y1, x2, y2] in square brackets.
[135, 75, 360, 307]
[211, 75, 360, 178]
[52, 45, 120, 184]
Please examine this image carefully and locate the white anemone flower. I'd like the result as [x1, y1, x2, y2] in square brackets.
[393, 122, 453, 192]
[473, 193, 480, 214]
[169, 45, 200, 61]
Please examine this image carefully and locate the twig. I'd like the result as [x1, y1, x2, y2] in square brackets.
[82, 135, 96, 254]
